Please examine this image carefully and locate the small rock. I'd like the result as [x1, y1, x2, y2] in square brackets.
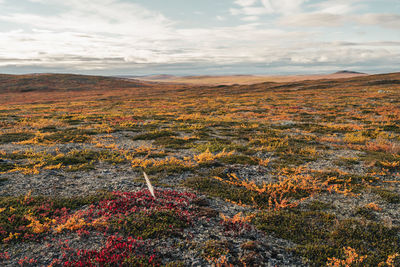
[197, 207, 219, 217]
[241, 240, 261, 251]
[191, 260, 202, 266]
[240, 251, 264, 266]
[192, 196, 209, 206]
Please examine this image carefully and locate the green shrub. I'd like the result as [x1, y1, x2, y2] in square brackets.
[0, 133, 35, 144]
[114, 210, 189, 239]
[253, 209, 400, 265]
[42, 129, 96, 143]
[373, 188, 400, 204]
[132, 130, 176, 141]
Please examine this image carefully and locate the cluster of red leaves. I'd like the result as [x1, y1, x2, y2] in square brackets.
[60, 236, 156, 267]
[0, 251, 10, 260]
[60, 190, 198, 234]
[97, 190, 196, 216]
[18, 257, 37, 266]
[220, 218, 253, 236]
[55, 190, 197, 265]
[2, 189, 198, 266]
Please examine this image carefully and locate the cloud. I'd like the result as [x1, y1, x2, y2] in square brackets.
[279, 13, 345, 27]
[0, 0, 173, 38]
[234, 0, 258, 7]
[0, 0, 182, 68]
[357, 13, 400, 29]
[308, 0, 361, 14]
[261, 0, 307, 14]
[279, 12, 400, 29]
[288, 47, 394, 64]
[230, 6, 270, 16]
[0, 0, 318, 70]
[233, 0, 400, 30]
[0, 14, 312, 69]
[241, 16, 260, 21]
[231, 0, 308, 17]
[0, 0, 399, 74]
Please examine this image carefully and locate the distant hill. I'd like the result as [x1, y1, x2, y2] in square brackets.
[334, 70, 366, 75]
[0, 73, 191, 105]
[117, 74, 177, 80]
[0, 73, 149, 94]
[144, 74, 177, 80]
[1, 72, 399, 105]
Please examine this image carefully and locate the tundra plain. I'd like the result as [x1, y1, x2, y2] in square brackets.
[0, 73, 400, 266]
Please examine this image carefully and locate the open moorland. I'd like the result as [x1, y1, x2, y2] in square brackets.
[0, 72, 400, 266]
[134, 71, 367, 86]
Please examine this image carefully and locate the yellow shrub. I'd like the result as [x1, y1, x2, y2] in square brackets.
[344, 132, 369, 144]
[327, 247, 367, 267]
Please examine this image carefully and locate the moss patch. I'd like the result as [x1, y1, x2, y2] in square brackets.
[199, 239, 230, 261]
[183, 176, 269, 208]
[41, 129, 96, 143]
[373, 188, 400, 204]
[114, 210, 189, 239]
[253, 209, 400, 266]
[132, 130, 176, 141]
[0, 133, 35, 144]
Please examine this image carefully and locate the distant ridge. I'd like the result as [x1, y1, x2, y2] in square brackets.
[334, 70, 366, 75]
[0, 73, 150, 93]
[0, 72, 399, 105]
[144, 74, 176, 80]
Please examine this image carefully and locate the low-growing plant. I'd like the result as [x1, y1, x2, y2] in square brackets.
[253, 209, 400, 266]
[306, 200, 335, 211]
[0, 191, 114, 244]
[373, 188, 400, 204]
[193, 139, 240, 153]
[0, 162, 14, 172]
[153, 136, 196, 149]
[132, 130, 176, 140]
[0, 133, 35, 144]
[115, 210, 190, 239]
[200, 239, 230, 263]
[62, 235, 159, 266]
[131, 156, 196, 174]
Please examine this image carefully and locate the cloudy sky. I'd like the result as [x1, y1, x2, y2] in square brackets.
[0, 0, 399, 75]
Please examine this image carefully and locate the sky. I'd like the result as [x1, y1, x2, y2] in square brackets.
[0, 0, 399, 75]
